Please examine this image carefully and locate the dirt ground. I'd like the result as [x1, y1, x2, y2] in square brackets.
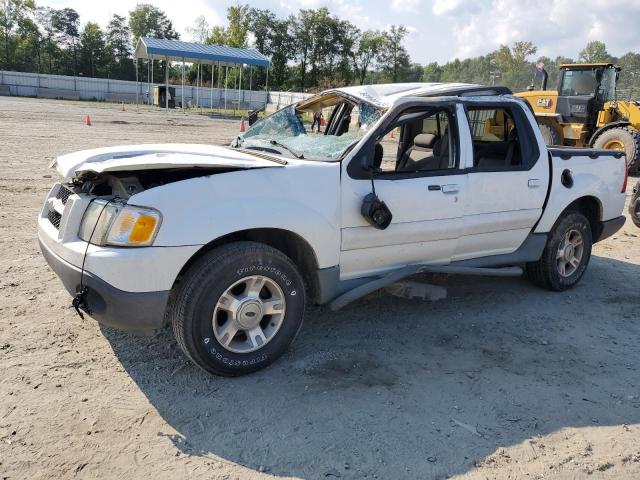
[1, 96, 639, 480]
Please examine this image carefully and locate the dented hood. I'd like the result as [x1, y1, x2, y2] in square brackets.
[52, 143, 282, 178]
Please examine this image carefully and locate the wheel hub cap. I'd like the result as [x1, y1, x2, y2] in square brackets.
[236, 300, 264, 329]
[556, 229, 584, 277]
[563, 244, 575, 262]
[212, 275, 286, 354]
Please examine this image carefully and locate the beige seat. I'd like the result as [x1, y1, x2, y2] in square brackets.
[401, 133, 450, 171]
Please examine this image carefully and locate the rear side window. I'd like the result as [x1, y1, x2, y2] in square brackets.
[466, 106, 538, 171]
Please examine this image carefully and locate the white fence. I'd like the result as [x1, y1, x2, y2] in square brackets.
[0, 70, 311, 110]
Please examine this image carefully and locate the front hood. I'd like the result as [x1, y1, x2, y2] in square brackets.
[52, 143, 282, 178]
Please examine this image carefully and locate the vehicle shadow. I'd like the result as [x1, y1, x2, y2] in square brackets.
[102, 254, 640, 479]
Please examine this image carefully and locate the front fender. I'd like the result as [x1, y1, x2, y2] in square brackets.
[129, 163, 342, 268]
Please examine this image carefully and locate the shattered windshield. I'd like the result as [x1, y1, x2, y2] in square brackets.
[233, 94, 383, 160]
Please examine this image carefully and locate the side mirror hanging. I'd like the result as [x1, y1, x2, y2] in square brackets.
[360, 159, 392, 230]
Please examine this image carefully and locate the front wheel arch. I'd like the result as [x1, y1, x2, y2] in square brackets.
[171, 228, 320, 302]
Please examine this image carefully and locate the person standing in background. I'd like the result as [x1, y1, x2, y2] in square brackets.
[311, 110, 323, 133]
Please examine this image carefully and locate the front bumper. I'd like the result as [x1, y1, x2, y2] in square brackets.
[39, 237, 169, 333]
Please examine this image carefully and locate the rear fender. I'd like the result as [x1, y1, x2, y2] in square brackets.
[534, 154, 625, 233]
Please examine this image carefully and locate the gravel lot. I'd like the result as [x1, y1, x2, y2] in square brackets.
[1, 96, 639, 480]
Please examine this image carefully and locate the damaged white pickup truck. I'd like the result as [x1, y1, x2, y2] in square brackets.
[39, 83, 628, 376]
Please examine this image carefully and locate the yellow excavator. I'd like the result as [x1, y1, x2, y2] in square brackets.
[516, 62, 640, 172]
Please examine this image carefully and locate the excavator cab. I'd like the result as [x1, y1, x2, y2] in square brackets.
[555, 63, 618, 125]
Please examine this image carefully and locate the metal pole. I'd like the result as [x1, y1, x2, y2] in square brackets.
[135, 58, 138, 108]
[196, 63, 199, 111]
[224, 65, 228, 111]
[217, 61, 222, 113]
[238, 64, 242, 115]
[266, 65, 270, 107]
[249, 65, 253, 112]
[165, 57, 169, 112]
[150, 56, 154, 111]
[181, 58, 185, 112]
[147, 58, 150, 106]
[210, 63, 214, 111]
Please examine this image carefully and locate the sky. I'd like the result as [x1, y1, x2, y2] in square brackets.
[39, 0, 640, 64]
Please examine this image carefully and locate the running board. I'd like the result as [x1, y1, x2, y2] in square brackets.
[328, 264, 523, 311]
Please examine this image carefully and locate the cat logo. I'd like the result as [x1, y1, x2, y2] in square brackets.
[536, 98, 553, 109]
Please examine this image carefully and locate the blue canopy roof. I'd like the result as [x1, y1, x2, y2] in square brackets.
[135, 37, 270, 67]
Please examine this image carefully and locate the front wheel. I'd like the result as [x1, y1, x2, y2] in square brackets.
[170, 242, 306, 376]
[526, 211, 593, 291]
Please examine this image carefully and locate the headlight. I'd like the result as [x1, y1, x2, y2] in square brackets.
[79, 200, 162, 247]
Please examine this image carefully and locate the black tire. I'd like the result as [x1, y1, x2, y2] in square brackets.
[170, 241, 306, 376]
[538, 122, 561, 146]
[592, 126, 640, 173]
[630, 181, 640, 228]
[526, 211, 593, 291]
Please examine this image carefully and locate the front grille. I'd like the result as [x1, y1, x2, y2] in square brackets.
[47, 209, 62, 228]
[46, 184, 74, 229]
[56, 185, 73, 205]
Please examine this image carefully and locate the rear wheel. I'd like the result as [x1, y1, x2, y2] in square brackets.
[538, 122, 561, 146]
[170, 242, 306, 376]
[592, 126, 640, 173]
[526, 211, 593, 291]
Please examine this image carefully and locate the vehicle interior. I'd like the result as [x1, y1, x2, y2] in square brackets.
[374, 108, 457, 173]
[371, 106, 524, 173]
[466, 107, 523, 169]
[297, 93, 360, 136]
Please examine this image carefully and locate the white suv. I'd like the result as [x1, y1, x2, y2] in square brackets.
[39, 83, 627, 375]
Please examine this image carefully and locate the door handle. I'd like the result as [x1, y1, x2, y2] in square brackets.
[528, 178, 541, 188]
[428, 185, 441, 191]
[441, 184, 460, 194]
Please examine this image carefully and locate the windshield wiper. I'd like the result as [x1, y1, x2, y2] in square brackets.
[269, 139, 304, 159]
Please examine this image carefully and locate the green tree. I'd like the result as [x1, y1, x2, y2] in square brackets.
[106, 14, 131, 59]
[267, 18, 293, 89]
[512, 40, 537, 62]
[246, 9, 291, 90]
[617, 52, 640, 98]
[206, 25, 226, 45]
[248, 8, 275, 54]
[423, 61, 442, 82]
[579, 40, 610, 63]
[379, 25, 411, 82]
[225, 4, 249, 48]
[353, 30, 385, 84]
[36, 6, 60, 73]
[14, 14, 41, 71]
[106, 14, 133, 79]
[206, 4, 250, 49]
[79, 21, 106, 77]
[290, 10, 314, 89]
[128, 4, 178, 43]
[186, 15, 209, 43]
[0, 0, 35, 69]
[50, 8, 80, 76]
